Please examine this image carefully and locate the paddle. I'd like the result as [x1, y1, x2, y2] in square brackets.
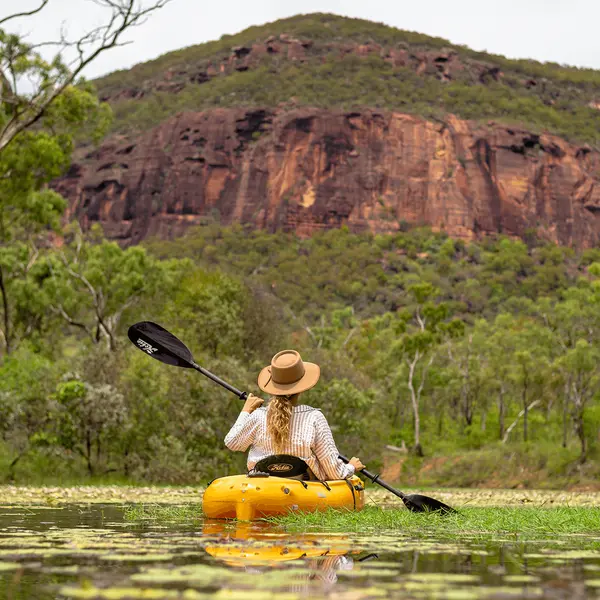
[128, 321, 248, 399]
[128, 321, 457, 514]
[338, 454, 455, 514]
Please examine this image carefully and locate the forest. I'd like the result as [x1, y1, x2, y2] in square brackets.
[2, 218, 600, 487]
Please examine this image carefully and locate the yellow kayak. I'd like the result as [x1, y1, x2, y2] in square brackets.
[202, 474, 365, 521]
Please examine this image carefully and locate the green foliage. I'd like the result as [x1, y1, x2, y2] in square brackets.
[54, 375, 128, 475]
[95, 14, 600, 144]
[43, 224, 174, 351]
[0, 57, 111, 356]
[4, 222, 600, 484]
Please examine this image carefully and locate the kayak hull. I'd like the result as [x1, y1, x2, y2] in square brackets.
[202, 474, 365, 521]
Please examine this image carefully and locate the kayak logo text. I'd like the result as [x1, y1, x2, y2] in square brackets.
[137, 338, 158, 355]
[268, 463, 294, 472]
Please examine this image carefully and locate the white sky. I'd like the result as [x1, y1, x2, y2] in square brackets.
[3, 0, 600, 80]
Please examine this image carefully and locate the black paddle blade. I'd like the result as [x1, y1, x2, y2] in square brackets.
[402, 493, 457, 514]
[128, 322, 196, 368]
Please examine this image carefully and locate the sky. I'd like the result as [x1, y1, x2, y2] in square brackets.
[4, 0, 600, 79]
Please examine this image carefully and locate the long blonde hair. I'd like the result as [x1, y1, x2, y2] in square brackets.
[266, 394, 297, 452]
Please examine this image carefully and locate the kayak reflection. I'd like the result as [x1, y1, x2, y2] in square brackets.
[204, 520, 355, 564]
[203, 520, 366, 591]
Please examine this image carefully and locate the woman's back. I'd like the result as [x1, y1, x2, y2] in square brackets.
[224, 348, 363, 480]
[224, 404, 355, 480]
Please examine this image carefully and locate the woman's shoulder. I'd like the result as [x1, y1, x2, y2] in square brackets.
[293, 405, 323, 416]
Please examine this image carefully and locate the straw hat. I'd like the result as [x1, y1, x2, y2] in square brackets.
[257, 350, 320, 396]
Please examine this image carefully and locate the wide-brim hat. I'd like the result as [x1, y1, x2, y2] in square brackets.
[258, 349, 320, 396]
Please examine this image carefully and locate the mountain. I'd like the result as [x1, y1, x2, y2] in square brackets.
[55, 13, 600, 246]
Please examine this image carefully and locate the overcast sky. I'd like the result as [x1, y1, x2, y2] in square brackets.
[5, 0, 600, 80]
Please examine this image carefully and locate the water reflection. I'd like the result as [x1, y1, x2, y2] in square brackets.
[0, 504, 598, 599]
[203, 520, 372, 595]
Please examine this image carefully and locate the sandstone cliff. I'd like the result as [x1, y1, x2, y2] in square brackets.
[54, 108, 600, 247]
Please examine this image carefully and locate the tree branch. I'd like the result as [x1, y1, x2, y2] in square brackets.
[0, 0, 172, 153]
[0, 0, 50, 26]
[502, 399, 541, 443]
[49, 303, 96, 343]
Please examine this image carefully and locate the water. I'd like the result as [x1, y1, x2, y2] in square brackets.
[0, 504, 599, 599]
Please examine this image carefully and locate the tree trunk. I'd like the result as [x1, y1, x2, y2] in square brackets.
[503, 400, 540, 444]
[407, 352, 422, 456]
[522, 385, 528, 443]
[8, 451, 25, 481]
[576, 413, 587, 464]
[0, 265, 10, 355]
[562, 384, 569, 449]
[498, 387, 505, 440]
[86, 431, 94, 476]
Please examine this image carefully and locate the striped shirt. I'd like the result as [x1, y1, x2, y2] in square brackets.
[224, 405, 355, 480]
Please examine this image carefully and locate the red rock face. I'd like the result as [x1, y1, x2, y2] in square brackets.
[54, 108, 600, 247]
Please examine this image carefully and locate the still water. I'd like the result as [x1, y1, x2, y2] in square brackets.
[0, 504, 599, 599]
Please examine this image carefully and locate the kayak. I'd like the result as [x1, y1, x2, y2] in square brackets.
[202, 474, 365, 521]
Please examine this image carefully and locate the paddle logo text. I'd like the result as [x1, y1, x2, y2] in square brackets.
[137, 338, 158, 355]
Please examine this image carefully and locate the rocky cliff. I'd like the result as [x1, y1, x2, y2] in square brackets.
[54, 107, 600, 247]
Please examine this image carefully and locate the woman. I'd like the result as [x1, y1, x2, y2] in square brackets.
[224, 349, 364, 480]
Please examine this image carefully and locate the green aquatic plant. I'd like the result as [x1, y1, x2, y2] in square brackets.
[273, 505, 600, 540]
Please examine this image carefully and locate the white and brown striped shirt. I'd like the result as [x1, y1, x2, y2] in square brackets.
[224, 405, 355, 480]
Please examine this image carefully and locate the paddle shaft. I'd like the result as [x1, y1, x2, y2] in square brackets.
[190, 361, 248, 400]
[338, 454, 407, 501]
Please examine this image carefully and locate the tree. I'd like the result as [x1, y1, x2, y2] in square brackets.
[540, 274, 600, 461]
[0, 0, 171, 356]
[44, 225, 174, 351]
[500, 316, 551, 444]
[162, 267, 247, 358]
[0, 73, 106, 356]
[392, 283, 462, 456]
[54, 376, 127, 475]
[0, 0, 170, 153]
[485, 318, 515, 440]
[445, 326, 488, 430]
[0, 345, 58, 479]
[555, 340, 600, 463]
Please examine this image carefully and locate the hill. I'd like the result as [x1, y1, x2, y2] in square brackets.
[53, 13, 600, 247]
[95, 13, 600, 143]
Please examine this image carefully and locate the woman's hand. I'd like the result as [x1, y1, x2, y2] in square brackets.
[242, 393, 264, 414]
[349, 456, 364, 471]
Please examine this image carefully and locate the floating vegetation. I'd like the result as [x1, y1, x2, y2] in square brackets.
[1, 502, 600, 599]
[124, 504, 203, 524]
[0, 486, 203, 506]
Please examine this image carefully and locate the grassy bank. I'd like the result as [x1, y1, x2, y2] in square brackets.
[272, 505, 600, 539]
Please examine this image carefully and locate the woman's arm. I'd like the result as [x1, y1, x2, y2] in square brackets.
[312, 412, 355, 479]
[224, 394, 263, 451]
